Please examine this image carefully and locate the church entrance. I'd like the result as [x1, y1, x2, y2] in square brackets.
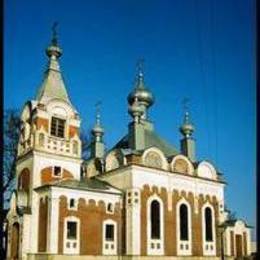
[10, 223, 20, 260]
[235, 234, 243, 257]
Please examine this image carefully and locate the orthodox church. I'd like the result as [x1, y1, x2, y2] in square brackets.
[6, 31, 253, 260]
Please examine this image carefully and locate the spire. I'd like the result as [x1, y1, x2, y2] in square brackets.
[90, 102, 105, 159]
[36, 23, 71, 104]
[127, 60, 154, 120]
[179, 99, 196, 161]
[135, 59, 146, 89]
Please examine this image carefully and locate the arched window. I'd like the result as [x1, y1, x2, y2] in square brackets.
[180, 204, 188, 240]
[18, 169, 30, 191]
[151, 200, 160, 239]
[205, 207, 213, 241]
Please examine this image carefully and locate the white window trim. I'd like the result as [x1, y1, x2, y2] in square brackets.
[52, 166, 63, 178]
[176, 198, 192, 255]
[68, 198, 78, 210]
[106, 203, 114, 214]
[202, 202, 216, 256]
[102, 219, 117, 255]
[63, 216, 80, 255]
[147, 194, 164, 255]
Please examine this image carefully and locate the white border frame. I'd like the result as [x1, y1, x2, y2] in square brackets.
[176, 198, 192, 255]
[202, 202, 216, 256]
[147, 194, 164, 255]
[63, 216, 80, 255]
[102, 219, 117, 255]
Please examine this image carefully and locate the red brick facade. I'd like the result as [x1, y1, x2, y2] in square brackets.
[41, 167, 74, 185]
[38, 197, 48, 252]
[58, 196, 123, 255]
[140, 184, 220, 256]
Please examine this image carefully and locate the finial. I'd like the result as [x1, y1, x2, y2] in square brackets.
[136, 58, 145, 80]
[95, 101, 102, 125]
[51, 22, 58, 46]
[46, 22, 62, 58]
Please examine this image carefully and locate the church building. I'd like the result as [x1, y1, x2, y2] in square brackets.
[6, 31, 253, 260]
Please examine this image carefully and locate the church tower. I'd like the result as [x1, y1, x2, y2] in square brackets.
[179, 111, 196, 162]
[11, 25, 82, 256]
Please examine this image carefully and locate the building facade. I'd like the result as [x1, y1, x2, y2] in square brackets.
[6, 33, 252, 260]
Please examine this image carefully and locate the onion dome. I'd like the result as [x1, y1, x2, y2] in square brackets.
[127, 68, 154, 109]
[179, 111, 195, 138]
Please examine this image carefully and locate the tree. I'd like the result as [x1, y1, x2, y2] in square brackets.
[3, 109, 21, 208]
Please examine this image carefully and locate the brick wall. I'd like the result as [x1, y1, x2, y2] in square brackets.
[41, 167, 74, 185]
[58, 196, 123, 255]
[140, 184, 220, 256]
[38, 197, 48, 252]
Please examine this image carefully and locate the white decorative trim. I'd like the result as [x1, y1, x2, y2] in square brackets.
[126, 188, 141, 255]
[176, 198, 192, 255]
[147, 194, 164, 255]
[197, 161, 217, 180]
[102, 219, 117, 255]
[201, 202, 216, 256]
[63, 216, 80, 255]
[48, 196, 59, 253]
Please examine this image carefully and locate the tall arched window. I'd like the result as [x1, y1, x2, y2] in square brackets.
[205, 207, 213, 241]
[180, 204, 188, 240]
[151, 200, 160, 239]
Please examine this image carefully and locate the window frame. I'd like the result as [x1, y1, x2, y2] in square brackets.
[179, 204, 189, 241]
[50, 116, 66, 138]
[66, 221, 77, 240]
[151, 200, 161, 239]
[147, 195, 164, 255]
[205, 207, 213, 242]
[105, 224, 115, 241]
[52, 166, 63, 178]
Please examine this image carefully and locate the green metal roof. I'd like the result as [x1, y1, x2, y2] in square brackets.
[36, 64, 70, 103]
[36, 178, 121, 193]
[114, 128, 179, 157]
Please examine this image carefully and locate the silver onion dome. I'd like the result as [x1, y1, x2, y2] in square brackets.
[127, 71, 154, 108]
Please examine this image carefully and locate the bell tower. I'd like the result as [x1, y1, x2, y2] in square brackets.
[13, 26, 83, 253]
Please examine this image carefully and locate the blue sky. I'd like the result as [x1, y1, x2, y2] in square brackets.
[4, 0, 256, 238]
